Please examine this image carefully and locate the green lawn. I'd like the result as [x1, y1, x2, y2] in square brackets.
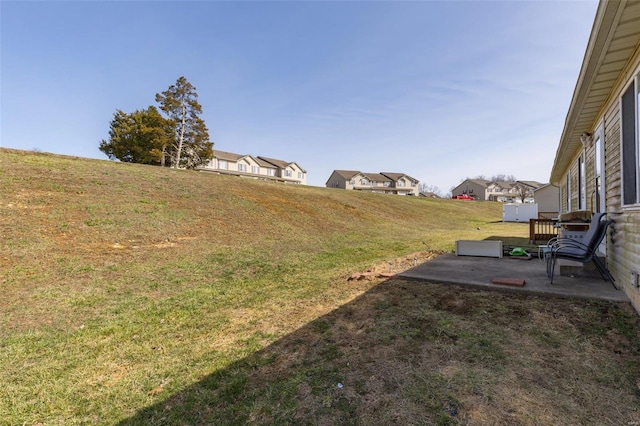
[1, 148, 638, 425]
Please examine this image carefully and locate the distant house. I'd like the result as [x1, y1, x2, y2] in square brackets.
[452, 179, 543, 202]
[200, 150, 307, 184]
[419, 191, 441, 199]
[533, 184, 560, 219]
[325, 170, 419, 196]
[451, 179, 489, 201]
[548, 0, 640, 312]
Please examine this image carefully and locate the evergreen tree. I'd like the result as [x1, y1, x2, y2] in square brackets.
[99, 106, 172, 165]
[155, 76, 213, 169]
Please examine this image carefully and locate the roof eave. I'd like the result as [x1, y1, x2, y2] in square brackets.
[550, 0, 627, 184]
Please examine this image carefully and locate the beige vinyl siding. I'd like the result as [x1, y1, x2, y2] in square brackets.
[534, 185, 559, 215]
[570, 161, 579, 211]
[549, 1, 640, 313]
[602, 61, 640, 311]
[585, 141, 597, 212]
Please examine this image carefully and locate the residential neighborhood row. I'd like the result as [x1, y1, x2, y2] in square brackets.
[325, 170, 420, 196]
[201, 151, 556, 203]
[200, 150, 308, 185]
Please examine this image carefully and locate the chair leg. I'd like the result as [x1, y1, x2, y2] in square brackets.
[545, 254, 551, 278]
[592, 257, 618, 290]
[548, 255, 556, 285]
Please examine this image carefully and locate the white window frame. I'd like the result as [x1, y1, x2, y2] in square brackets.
[594, 121, 605, 214]
[238, 163, 247, 172]
[252, 165, 260, 174]
[566, 172, 572, 212]
[620, 71, 640, 207]
[578, 154, 586, 210]
[218, 160, 228, 170]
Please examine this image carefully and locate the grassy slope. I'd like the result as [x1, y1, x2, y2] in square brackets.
[1, 149, 638, 425]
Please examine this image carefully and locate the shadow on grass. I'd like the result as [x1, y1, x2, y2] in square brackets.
[117, 277, 640, 425]
[118, 278, 465, 425]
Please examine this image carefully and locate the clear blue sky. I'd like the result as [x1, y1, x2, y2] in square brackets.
[1, 0, 598, 192]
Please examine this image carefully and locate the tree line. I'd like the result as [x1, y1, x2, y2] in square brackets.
[99, 76, 213, 169]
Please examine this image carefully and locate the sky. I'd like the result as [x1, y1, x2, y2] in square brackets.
[1, 0, 599, 193]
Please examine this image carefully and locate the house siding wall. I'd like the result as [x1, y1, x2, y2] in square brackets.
[563, 59, 640, 312]
[570, 160, 579, 211]
[555, 55, 640, 312]
[452, 181, 486, 200]
[603, 70, 640, 311]
[534, 185, 560, 216]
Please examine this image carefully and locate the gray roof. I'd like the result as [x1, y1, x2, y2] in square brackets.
[214, 150, 246, 161]
[381, 172, 418, 183]
[258, 156, 307, 173]
[211, 150, 305, 172]
[332, 170, 362, 180]
[551, 1, 640, 183]
[255, 157, 276, 168]
[257, 156, 288, 169]
[362, 173, 392, 182]
[516, 180, 544, 189]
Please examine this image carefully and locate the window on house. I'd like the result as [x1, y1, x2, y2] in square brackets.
[268, 169, 275, 176]
[621, 73, 640, 205]
[384, 182, 390, 187]
[578, 155, 585, 210]
[219, 160, 228, 170]
[566, 172, 571, 211]
[349, 179, 355, 185]
[238, 163, 247, 172]
[298, 172, 302, 179]
[252, 165, 260, 174]
[284, 170, 292, 177]
[360, 179, 369, 186]
[397, 181, 405, 187]
[595, 135, 602, 212]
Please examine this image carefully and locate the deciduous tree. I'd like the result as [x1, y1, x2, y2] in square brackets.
[155, 76, 213, 169]
[513, 182, 534, 203]
[419, 183, 443, 197]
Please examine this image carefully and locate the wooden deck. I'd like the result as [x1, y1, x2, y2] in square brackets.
[529, 218, 558, 243]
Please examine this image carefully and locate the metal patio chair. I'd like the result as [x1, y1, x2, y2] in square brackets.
[544, 213, 616, 289]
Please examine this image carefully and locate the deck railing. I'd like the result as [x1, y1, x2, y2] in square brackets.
[529, 218, 558, 243]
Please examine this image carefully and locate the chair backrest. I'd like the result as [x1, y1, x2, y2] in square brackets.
[583, 212, 606, 247]
[586, 217, 612, 253]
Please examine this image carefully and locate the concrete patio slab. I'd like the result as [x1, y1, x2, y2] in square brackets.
[399, 253, 628, 302]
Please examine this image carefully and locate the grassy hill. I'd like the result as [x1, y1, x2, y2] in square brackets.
[2, 148, 639, 425]
[0, 148, 510, 334]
